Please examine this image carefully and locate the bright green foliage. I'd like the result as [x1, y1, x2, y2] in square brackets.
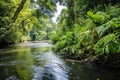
[96, 17, 120, 37]
[0, 0, 35, 43]
[50, 32, 59, 44]
[0, 0, 57, 44]
[94, 34, 120, 55]
[51, 0, 120, 67]
[30, 17, 56, 41]
[87, 11, 110, 25]
[0, 0, 120, 68]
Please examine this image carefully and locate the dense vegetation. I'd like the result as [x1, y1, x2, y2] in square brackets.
[0, 0, 120, 68]
[51, 0, 120, 68]
[0, 0, 56, 44]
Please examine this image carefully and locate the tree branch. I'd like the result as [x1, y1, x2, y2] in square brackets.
[12, 0, 27, 22]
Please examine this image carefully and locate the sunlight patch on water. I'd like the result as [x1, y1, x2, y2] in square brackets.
[16, 42, 53, 48]
[32, 51, 69, 80]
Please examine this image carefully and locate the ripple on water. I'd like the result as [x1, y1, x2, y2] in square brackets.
[32, 51, 69, 80]
[1, 42, 119, 80]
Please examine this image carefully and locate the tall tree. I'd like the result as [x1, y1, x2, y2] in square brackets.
[12, 0, 27, 22]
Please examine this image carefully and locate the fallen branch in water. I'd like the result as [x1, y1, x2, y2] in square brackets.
[65, 56, 97, 63]
[65, 59, 82, 63]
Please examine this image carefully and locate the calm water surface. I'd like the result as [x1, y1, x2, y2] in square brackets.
[0, 42, 119, 80]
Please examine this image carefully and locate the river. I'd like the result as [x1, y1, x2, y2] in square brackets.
[0, 42, 119, 80]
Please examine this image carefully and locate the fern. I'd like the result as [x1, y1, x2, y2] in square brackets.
[87, 11, 110, 25]
[96, 17, 120, 37]
[94, 33, 120, 56]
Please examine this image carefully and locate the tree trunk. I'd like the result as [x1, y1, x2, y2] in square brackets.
[12, 0, 27, 22]
[0, 0, 27, 39]
[73, 0, 77, 23]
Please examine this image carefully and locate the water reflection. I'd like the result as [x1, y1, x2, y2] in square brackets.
[15, 47, 34, 80]
[32, 52, 69, 80]
[0, 42, 69, 80]
[0, 42, 119, 80]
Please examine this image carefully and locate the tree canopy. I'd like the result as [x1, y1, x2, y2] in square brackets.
[0, 0, 58, 44]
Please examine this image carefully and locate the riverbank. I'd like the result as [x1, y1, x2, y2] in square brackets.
[0, 40, 50, 48]
[63, 54, 120, 70]
[0, 42, 120, 80]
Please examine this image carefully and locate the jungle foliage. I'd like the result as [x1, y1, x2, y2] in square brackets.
[0, 0, 56, 44]
[51, 0, 120, 68]
[0, 0, 120, 68]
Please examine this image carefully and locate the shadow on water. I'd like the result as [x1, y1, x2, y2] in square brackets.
[0, 42, 120, 80]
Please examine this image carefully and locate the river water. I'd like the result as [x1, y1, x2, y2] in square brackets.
[0, 42, 119, 80]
